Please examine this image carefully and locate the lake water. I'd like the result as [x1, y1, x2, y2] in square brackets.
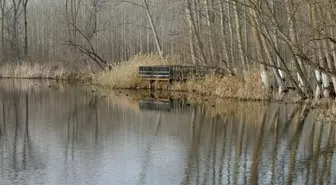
[0, 79, 334, 185]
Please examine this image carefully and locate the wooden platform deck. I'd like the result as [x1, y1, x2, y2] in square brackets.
[139, 65, 217, 81]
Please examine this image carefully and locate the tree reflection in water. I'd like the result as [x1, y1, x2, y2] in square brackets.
[0, 80, 333, 185]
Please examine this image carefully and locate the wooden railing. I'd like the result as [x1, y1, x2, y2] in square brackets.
[139, 65, 211, 81]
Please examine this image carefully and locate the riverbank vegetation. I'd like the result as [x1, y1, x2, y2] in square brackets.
[0, 0, 336, 101]
[0, 61, 94, 81]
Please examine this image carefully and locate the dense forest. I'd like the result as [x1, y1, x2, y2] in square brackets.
[1, 0, 336, 99]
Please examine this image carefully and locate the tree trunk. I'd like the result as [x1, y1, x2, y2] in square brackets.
[261, 33, 287, 94]
[284, 0, 313, 98]
[205, 0, 218, 65]
[327, 8, 336, 89]
[189, 31, 196, 65]
[142, 0, 163, 58]
[250, 4, 286, 92]
[23, 0, 28, 59]
[270, 0, 285, 81]
[312, 4, 331, 98]
[0, 0, 5, 61]
[244, 0, 249, 71]
[183, 0, 207, 64]
[226, 0, 235, 71]
[12, 0, 21, 60]
[315, 68, 322, 99]
[249, 6, 269, 88]
[219, 1, 231, 70]
[1, 0, 5, 45]
[233, 0, 246, 73]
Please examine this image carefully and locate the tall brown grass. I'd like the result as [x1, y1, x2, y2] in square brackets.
[0, 62, 92, 81]
[95, 54, 179, 88]
[0, 54, 272, 101]
[95, 54, 272, 101]
[171, 70, 270, 100]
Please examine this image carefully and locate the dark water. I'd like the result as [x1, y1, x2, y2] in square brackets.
[0, 80, 334, 185]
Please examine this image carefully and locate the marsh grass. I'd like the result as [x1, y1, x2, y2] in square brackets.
[0, 62, 93, 81]
[95, 54, 273, 101]
[171, 70, 271, 101]
[0, 54, 288, 102]
[96, 54, 179, 89]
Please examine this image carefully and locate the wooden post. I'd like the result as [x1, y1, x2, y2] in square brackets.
[149, 80, 155, 90]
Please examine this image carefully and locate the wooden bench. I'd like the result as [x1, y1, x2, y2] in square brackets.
[139, 65, 226, 89]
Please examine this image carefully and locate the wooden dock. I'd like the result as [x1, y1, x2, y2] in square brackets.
[138, 65, 227, 89]
[138, 65, 224, 82]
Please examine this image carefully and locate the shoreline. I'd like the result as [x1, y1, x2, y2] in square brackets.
[0, 55, 333, 123]
[0, 77, 333, 123]
[0, 75, 324, 105]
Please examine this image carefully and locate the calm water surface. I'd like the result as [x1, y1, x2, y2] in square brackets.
[0, 80, 334, 185]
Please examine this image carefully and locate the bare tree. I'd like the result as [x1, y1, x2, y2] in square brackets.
[142, 0, 163, 58]
[65, 0, 107, 70]
[23, 0, 28, 59]
[11, 0, 23, 60]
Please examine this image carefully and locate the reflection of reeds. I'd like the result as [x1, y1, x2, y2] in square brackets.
[92, 88, 142, 112]
[201, 101, 270, 125]
[93, 89, 284, 126]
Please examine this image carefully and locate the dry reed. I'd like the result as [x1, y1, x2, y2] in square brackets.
[0, 54, 272, 102]
[95, 54, 178, 88]
[0, 62, 92, 81]
[171, 70, 271, 101]
[95, 54, 271, 101]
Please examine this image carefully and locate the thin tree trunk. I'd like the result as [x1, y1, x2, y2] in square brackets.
[192, 0, 200, 32]
[319, 7, 336, 97]
[308, 3, 322, 99]
[284, 0, 313, 98]
[226, 0, 235, 71]
[142, 0, 163, 58]
[244, 0, 249, 70]
[313, 4, 330, 98]
[315, 67, 322, 99]
[189, 31, 197, 65]
[23, 0, 28, 59]
[12, 0, 21, 60]
[205, 0, 218, 65]
[233, 0, 246, 73]
[184, 0, 207, 64]
[260, 30, 287, 94]
[249, 5, 270, 89]
[1, 0, 5, 45]
[319, 17, 333, 98]
[252, 4, 286, 94]
[270, 0, 285, 81]
[321, 57, 331, 98]
[219, 1, 231, 70]
[327, 9, 336, 94]
[0, 0, 5, 61]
